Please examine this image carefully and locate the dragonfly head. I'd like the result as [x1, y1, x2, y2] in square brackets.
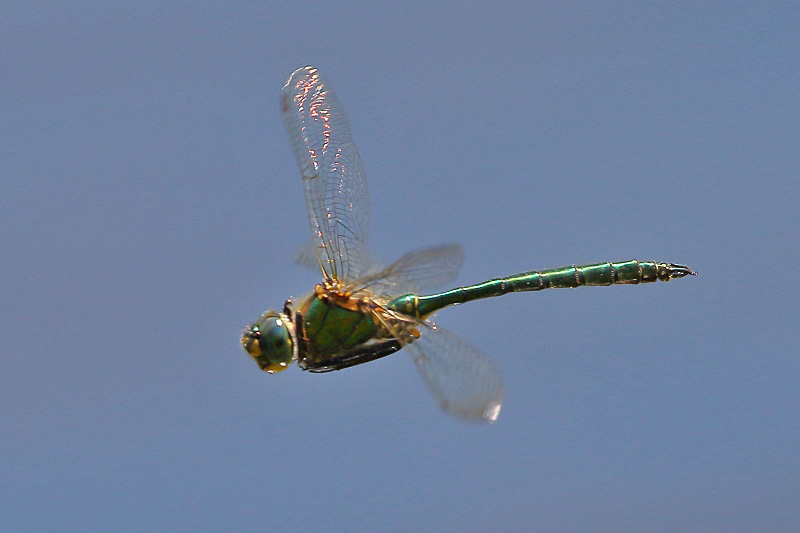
[241, 310, 295, 374]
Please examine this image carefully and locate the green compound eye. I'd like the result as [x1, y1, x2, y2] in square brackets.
[241, 312, 294, 374]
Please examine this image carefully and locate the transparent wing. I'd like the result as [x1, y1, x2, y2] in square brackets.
[351, 244, 465, 296]
[294, 241, 321, 272]
[404, 321, 504, 423]
[281, 66, 370, 283]
[295, 241, 381, 277]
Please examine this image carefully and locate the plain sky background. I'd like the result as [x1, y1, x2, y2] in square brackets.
[2, 2, 798, 531]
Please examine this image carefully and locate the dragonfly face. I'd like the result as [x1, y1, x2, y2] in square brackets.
[241, 310, 295, 373]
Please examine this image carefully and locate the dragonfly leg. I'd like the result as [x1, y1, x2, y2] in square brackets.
[303, 339, 404, 373]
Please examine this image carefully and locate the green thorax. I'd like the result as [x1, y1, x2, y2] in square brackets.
[299, 286, 379, 359]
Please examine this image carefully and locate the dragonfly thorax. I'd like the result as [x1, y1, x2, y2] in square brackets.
[241, 310, 296, 373]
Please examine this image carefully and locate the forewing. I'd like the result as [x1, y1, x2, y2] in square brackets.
[404, 321, 504, 423]
[353, 244, 465, 296]
[281, 66, 370, 282]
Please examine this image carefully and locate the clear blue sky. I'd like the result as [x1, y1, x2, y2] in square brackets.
[2, 2, 798, 531]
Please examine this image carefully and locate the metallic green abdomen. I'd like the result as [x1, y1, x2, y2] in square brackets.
[388, 260, 695, 318]
[302, 295, 378, 357]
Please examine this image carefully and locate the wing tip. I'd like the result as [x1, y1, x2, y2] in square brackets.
[283, 65, 318, 90]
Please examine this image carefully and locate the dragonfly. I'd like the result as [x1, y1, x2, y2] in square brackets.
[241, 66, 695, 423]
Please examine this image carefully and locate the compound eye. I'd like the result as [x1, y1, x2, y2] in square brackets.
[241, 312, 293, 373]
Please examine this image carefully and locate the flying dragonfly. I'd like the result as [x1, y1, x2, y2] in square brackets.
[241, 66, 695, 422]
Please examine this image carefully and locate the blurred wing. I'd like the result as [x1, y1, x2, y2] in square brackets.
[296, 241, 381, 276]
[353, 244, 465, 296]
[281, 66, 370, 282]
[294, 241, 321, 272]
[404, 322, 504, 423]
